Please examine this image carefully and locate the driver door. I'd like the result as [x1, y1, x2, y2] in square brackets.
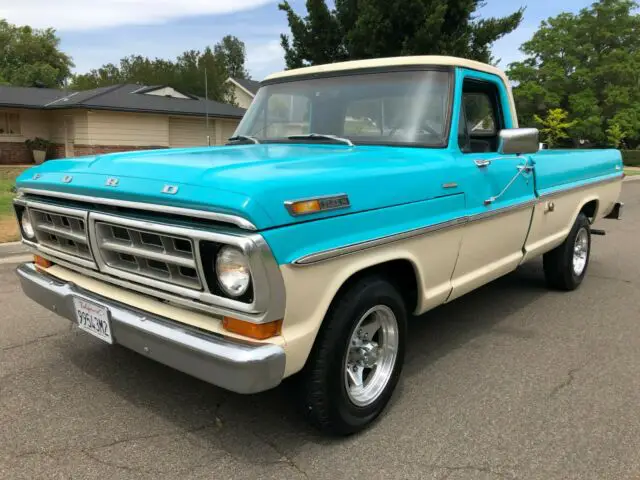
[448, 72, 536, 301]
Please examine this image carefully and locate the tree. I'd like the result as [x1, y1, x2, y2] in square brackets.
[214, 35, 250, 79]
[0, 19, 73, 87]
[70, 37, 250, 103]
[534, 108, 576, 147]
[606, 120, 629, 148]
[278, 0, 524, 69]
[508, 0, 640, 147]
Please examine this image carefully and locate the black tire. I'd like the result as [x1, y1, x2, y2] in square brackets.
[299, 275, 407, 435]
[543, 212, 591, 291]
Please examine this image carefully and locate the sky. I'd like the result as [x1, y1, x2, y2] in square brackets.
[1, 0, 595, 82]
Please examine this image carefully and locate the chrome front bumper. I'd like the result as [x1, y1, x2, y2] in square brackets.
[16, 263, 285, 394]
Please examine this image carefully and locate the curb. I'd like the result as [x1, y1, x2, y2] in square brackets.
[0, 241, 27, 257]
[624, 175, 640, 183]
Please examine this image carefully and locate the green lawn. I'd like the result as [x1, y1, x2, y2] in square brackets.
[0, 167, 27, 243]
[624, 168, 640, 176]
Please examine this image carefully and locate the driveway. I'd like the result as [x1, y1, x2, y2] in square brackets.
[2, 182, 640, 480]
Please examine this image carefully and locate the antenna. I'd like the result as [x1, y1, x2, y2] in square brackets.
[205, 68, 210, 146]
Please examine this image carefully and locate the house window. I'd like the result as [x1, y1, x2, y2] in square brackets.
[0, 112, 21, 135]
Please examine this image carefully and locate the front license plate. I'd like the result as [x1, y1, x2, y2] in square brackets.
[73, 297, 113, 344]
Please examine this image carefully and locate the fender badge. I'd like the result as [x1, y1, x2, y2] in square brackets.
[32, 173, 41, 180]
[162, 184, 179, 195]
[105, 177, 119, 187]
[62, 175, 73, 183]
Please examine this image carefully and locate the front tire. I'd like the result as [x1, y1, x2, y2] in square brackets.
[543, 212, 591, 291]
[300, 275, 407, 435]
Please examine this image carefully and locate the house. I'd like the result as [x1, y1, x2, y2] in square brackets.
[226, 78, 260, 109]
[0, 84, 246, 165]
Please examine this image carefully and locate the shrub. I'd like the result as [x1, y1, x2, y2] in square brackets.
[25, 137, 51, 151]
[621, 150, 640, 167]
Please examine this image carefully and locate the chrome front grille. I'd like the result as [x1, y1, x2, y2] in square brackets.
[93, 220, 202, 290]
[30, 207, 92, 261]
[16, 193, 285, 322]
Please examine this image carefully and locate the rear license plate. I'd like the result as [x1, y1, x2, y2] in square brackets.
[73, 297, 113, 344]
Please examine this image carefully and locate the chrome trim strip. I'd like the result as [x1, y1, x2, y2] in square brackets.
[19, 188, 257, 231]
[34, 244, 98, 270]
[16, 263, 285, 394]
[294, 217, 467, 265]
[293, 174, 623, 266]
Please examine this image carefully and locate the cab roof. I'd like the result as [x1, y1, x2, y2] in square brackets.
[264, 55, 510, 85]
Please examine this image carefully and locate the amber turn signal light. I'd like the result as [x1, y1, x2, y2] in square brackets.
[34, 255, 52, 269]
[222, 317, 282, 340]
[290, 199, 321, 215]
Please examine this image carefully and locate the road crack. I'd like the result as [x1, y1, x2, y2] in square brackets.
[434, 463, 514, 479]
[1, 331, 68, 352]
[549, 363, 588, 398]
[254, 433, 309, 479]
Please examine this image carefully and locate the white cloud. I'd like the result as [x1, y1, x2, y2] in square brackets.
[0, 0, 275, 31]
[246, 39, 285, 80]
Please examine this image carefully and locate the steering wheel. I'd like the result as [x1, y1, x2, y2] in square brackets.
[389, 123, 440, 138]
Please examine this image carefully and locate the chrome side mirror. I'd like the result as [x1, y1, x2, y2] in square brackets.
[498, 128, 539, 155]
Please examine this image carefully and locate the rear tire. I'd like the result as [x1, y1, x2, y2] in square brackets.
[543, 212, 591, 291]
[299, 275, 407, 435]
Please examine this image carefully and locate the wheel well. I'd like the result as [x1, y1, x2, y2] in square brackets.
[580, 199, 599, 223]
[331, 259, 419, 314]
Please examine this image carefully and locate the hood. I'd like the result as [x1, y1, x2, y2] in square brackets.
[17, 144, 455, 230]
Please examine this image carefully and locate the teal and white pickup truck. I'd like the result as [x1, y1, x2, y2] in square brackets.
[13, 56, 623, 435]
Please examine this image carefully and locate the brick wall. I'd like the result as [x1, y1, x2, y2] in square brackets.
[0, 142, 33, 165]
[49, 144, 168, 159]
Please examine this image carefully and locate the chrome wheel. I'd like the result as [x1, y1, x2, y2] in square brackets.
[344, 305, 399, 407]
[572, 227, 589, 276]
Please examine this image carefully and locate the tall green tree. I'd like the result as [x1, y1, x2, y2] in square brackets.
[214, 35, 250, 79]
[508, 0, 640, 147]
[0, 19, 73, 87]
[278, 0, 524, 69]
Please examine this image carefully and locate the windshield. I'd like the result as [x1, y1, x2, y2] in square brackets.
[233, 69, 452, 147]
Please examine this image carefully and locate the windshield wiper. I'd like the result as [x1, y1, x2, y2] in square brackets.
[288, 133, 354, 147]
[227, 135, 260, 144]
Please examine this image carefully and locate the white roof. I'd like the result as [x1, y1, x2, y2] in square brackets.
[264, 56, 510, 84]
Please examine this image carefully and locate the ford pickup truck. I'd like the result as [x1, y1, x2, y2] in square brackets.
[13, 56, 624, 435]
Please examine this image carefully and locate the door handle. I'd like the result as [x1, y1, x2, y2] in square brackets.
[475, 159, 491, 168]
[517, 164, 534, 173]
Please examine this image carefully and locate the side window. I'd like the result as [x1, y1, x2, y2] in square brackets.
[459, 80, 503, 153]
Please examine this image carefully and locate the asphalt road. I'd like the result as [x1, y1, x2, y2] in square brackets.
[2, 182, 640, 480]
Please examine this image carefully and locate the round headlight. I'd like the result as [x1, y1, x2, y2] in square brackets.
[215, 246, 251, 297]
[21, 210, 35, 239]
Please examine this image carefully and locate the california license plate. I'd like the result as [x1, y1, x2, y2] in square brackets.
[73, 297, 113, 344]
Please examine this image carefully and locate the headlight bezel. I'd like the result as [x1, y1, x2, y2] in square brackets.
[20, 209, 35, 239]
[14, 203, 37, 241]
[200, 241, 255, 304]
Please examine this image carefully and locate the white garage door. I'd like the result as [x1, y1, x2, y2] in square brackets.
[169, 117, 216, 147]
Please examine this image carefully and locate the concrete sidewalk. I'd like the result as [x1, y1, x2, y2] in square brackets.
[0, 241, 30, 265]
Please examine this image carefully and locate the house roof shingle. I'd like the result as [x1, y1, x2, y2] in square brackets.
[230, 77, 261, 96]
[0, 84, 246, 118]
